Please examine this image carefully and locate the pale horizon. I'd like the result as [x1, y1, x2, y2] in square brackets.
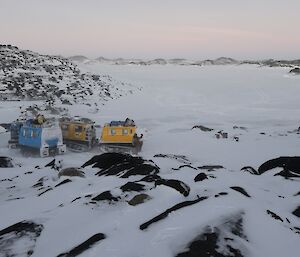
[1, 0, 300, 60]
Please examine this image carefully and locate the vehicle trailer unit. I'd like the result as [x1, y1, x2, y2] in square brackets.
[59, 116, 97, 152]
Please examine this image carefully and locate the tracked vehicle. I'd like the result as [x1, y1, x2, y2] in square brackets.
[9, 115, 66, 157]
[99, 118, 143, 154]
[59, 116, 97, 152]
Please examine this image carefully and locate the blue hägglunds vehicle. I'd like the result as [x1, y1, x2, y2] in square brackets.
[9, 115, 66, 157]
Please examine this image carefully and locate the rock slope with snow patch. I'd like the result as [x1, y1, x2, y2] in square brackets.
[0, 153, 299, 257]
[0, 45, 137, 113]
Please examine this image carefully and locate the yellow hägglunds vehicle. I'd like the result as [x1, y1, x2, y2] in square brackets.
[100, 118, 143, 154]
[59, 116, 97, 152]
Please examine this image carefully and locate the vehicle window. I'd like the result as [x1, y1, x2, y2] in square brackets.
[110, 129, 116, 135]
[25, 129, 30, 138]
[32, 130, 38, 138]
[122, 129, 128, 135]
[75, 126, 83, 133]
[61, 124, 69, 130]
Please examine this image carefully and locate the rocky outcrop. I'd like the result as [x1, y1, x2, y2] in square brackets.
[0, 45, 134, 111]
[82, 153, 159, 178]
[0, 220, 44, 257]
[289, 67, 300, 74]
[57, 233, 106, 257]
[0, 156, 14, 168]
[258, 156, 300, 177]
[175, 213, 248, 257]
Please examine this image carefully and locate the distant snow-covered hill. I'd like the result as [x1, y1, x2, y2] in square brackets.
[69, 54, 300, 68]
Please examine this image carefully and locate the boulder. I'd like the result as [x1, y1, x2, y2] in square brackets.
[289, 67, 300, 74]
[128, 194, 151, 206]
[58, 167, 85, 178]
[0, 157, 14, 168]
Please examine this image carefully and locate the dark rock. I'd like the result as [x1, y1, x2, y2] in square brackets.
[172, 165, 198, 171]
[293, 227, 300, 234]
[198, 165, 224, 171]
[175, 213, 247, 257]
[155, 179, 190, 197]
[71, 197, 81, 203]
[230, 187, 251, 198]
[140, 196, 208, 230]
[32, 177, 46, 188]
[82, 153, 131, 169]
[120, 164, 159, 178]
[241, 166, 259, 175]
[45, 159, 62, 171]
[289, 67, 300, 74]
[55, 179, 72, 187]
[194, 172, 208, 182]
[274, 169, 300, 178]
[0, 220, 43, 257]
[216, 130, 228, 139]
[37, 188, 53, 197]
[82, 153, 159, 178]
[192, 125, 214, 132]
[6, 197, 25, 201]
[120, 182, 145, 192]
[292, 206, 300, 218]
[58, 167, 85, 178]
[267, 210, 283, 222]
[258, 157, 300, 177]
[0, 156, 14, 168]
[45, 159, 55, 168]
[91, 190, 120, 202]
[57, 233, 106, 257]
[153, 154, 191, 164]
[32, 181, 44, 188]
[128, 194, 151, 206]
[139, 174, 162, 182]
[233, 136, 239, 142]
[215, 192, 228, 197]
[233, 126, 247, 130]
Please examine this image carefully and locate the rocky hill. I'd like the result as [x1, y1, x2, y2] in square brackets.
[70, 55, 300, 68]
[0, 45, 135, 112]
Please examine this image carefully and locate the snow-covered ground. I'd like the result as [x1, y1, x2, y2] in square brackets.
[80, 64, 300, 169]
[0, 64, 299, 257]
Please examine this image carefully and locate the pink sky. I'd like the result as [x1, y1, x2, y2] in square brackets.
[1, 0, 300, 59]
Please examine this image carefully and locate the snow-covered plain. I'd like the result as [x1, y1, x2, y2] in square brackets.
[0, 64, 299, 257]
